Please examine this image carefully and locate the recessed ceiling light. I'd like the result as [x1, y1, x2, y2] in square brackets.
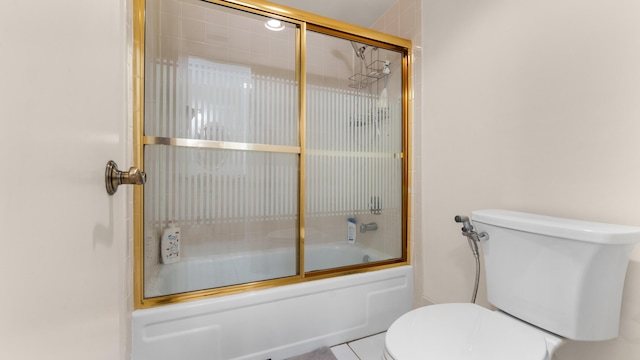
[265, 19, 285, 31]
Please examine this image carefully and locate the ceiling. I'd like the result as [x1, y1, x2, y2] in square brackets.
[266, 0, 397, 28]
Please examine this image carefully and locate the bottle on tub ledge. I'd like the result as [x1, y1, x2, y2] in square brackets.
[347, 218, 357, 245]
[161, 221, 181, 264]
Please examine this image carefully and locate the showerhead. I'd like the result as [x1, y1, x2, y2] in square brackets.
[350, 41, 367, 61]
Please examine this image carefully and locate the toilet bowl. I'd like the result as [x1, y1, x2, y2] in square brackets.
[384, 210, 640, 360]
[383, 303, 563, 360]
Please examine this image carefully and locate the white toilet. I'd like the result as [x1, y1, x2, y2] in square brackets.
[384, 209, 640, 360]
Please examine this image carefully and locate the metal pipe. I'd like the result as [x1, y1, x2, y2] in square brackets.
[455, 215, 488, 303]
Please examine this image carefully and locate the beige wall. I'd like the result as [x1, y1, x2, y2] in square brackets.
[421, 0, 640, 359]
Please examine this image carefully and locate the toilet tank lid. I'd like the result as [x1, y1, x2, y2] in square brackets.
[471, 209, 640, 245]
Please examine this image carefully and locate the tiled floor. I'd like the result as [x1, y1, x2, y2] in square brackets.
[331, 332, 386, 360]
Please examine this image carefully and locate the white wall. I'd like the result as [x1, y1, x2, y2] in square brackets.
[421, 0, 640, 359]
[0, 0, 132, 359]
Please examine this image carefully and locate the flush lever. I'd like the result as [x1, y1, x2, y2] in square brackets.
[105, 160, 146, 195]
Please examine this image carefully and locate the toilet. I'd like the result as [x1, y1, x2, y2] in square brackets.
[384, 209, 640, 360]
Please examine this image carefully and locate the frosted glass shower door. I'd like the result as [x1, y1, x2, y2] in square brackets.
[142, 0, 300, 298]
[304, 30, 405, 272]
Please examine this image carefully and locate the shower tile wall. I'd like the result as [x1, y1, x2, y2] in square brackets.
[306, 31, 354, 88]
[149, 0, 296, 77]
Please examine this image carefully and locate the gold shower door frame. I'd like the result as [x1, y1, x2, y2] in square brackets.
[133, 0, 412, 309]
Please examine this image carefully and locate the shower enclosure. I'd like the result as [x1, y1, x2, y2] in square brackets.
[134, 0, 411, 307]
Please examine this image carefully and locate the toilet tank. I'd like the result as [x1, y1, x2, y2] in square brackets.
[471, 209, 640, 341]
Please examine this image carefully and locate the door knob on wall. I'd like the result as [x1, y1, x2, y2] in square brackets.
[105, 160, 147, 195]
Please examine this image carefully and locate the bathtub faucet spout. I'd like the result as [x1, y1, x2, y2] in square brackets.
[360, 222, 378, 233]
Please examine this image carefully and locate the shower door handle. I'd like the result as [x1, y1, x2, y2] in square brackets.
[105, 160, 147, 195]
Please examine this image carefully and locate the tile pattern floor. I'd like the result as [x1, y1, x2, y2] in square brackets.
[331, 332, 386, 360]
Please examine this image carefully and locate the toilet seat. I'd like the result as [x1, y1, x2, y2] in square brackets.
[384, 303, 549, 360]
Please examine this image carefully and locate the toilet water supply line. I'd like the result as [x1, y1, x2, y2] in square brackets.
[454, 215, 489, 303]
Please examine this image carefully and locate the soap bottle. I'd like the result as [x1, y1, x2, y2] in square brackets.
[347, 218, 356, 245]
[161, 221, 180, 264]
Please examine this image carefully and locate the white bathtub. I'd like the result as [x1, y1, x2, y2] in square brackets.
[133, 244, 412, 360]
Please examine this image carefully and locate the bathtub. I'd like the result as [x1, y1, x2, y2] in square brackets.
[132, 243, 412, 360]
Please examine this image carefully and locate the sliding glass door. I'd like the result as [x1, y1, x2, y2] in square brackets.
[134, 0, 411, 308]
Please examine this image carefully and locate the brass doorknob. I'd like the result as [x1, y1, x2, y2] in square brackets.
[105, 160, 147, 195]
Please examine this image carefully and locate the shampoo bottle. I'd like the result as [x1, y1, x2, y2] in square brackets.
[347, 218, 356, 245]
[161, 221, 180, 264]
